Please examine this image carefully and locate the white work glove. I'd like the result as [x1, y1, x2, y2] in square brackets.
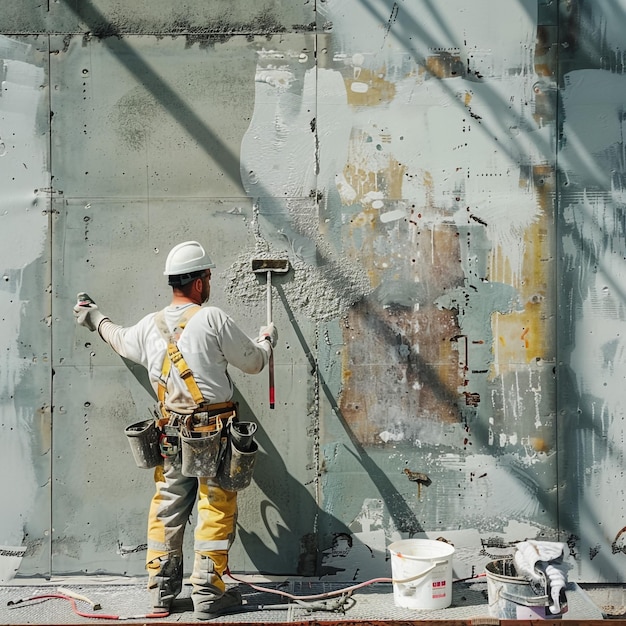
[258, 322, 278, 348]
[544, 562, 567, 614]
[513, 541, 567, 614]
[73, 292, 107, 332]
[514, 542, 547, 585]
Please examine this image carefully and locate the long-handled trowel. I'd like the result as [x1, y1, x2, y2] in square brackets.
[252, 258, 290, 409]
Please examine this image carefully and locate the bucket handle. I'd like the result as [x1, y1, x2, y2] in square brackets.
[496, 588, 549, 607]
[392, 559, 448, 584]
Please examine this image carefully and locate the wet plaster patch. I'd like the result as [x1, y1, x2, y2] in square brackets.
[225, 240, 372, 323]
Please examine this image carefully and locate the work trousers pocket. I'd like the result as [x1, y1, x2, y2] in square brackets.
[216, 422, 258, 491]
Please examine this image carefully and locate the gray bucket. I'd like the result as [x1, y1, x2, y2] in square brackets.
[180, 427, 223, 478]
[125, 419, 162, 469]
[486, 559, 551, 619]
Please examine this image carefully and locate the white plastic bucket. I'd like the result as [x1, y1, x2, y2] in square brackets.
[388, 539, 455, 609]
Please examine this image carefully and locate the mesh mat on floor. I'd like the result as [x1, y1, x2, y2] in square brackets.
[0, 579, 604, 624]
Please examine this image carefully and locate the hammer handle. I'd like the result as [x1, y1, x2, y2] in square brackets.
[266, 271, 272, 325]
[266, 270, 275, 409]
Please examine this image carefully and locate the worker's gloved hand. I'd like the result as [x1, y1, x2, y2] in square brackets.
[258, 322, 278, 347]
[513, 541, 568, 615]
[73, 292, 107, 332]
[513, 543, 545, 586]
[544, 562, 567, 614]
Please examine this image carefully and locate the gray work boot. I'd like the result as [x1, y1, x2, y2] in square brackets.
[147, 554, 183, 613]
[192, 589, 242, 620]
[150, 585, 174, 614]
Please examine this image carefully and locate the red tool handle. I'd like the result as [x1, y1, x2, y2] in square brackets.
[266, 270, 275, 409]
[269, 351, 275, 409]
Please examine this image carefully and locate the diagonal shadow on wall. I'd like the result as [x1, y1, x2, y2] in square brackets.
[54, 0, 626, 583]
[55, 0, 425, 577]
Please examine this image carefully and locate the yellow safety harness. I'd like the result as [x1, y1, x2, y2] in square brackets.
[154, 306, 236, 434]
[151, 306, 251, 485]
[155, 305, 204, 407]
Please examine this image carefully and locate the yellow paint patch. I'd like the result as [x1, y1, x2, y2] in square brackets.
[493, 305, 543, 365]
[343, 142, 408, 204]
[387, 158, 407, 199]
[349, 207, 377, 228]
[344, 67, 396, 106]
[490, 165, 554, 374]
[531, 437, 550, 453]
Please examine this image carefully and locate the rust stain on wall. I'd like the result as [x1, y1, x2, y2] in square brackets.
[341, 301, 464, 445]
[340, 212, 466, 444]
[422, 53, 464, 79]
[535, 24, 557, 78]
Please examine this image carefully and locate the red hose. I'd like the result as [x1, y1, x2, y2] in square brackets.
[8, 593, 169, 620]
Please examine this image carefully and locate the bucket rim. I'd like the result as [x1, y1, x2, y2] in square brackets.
[485, 558, 527, 582]
[388, 538, 455, 558]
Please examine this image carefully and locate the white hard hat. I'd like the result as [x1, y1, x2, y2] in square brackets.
[164, 241, 215, 285]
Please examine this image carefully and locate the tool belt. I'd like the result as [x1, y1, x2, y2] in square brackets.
[156, 401, 237, 461]
[157, 401, 237, 432]
[125, 402, 259, 492]
[152, 400, 257, 491]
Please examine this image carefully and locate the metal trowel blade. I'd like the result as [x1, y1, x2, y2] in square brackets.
[251, 259, 290, 273]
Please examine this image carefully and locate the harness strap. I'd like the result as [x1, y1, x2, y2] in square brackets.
[155, 305, 203, 406]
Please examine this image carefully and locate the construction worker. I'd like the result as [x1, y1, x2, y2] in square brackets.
[73, 240, 277, 620]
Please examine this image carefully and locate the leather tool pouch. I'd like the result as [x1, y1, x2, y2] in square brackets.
[180, 415, 224, 478]
[216, 420, 258, 491]
[125, 418, 163, 469]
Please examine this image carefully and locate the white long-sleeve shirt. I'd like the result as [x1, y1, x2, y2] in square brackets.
[98, 303, 270, 412]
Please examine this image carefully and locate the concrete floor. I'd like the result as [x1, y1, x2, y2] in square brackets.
[0, 576, 612, 624]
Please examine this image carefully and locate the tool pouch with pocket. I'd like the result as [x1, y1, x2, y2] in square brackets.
[180, 416, 224, 478]
[216, 420, 258, 491]
[125, 418, 163, 469]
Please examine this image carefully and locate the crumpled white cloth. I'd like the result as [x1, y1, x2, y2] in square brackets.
[513, 540, 567, 614]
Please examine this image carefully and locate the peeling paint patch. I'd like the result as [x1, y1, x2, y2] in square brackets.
[344, 67, 396, 107]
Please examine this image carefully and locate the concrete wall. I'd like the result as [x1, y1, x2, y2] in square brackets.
[1, 0, 625, 584]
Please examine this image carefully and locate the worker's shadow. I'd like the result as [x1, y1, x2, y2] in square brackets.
[231, 285, 424, 579]
[232, 387, 343, 577]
